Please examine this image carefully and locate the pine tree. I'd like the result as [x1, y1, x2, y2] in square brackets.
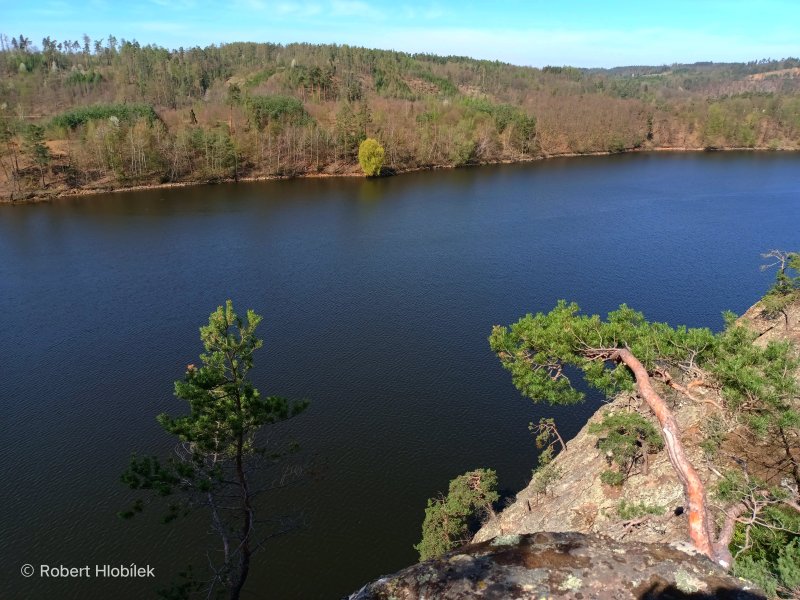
[415, 469, 498, 560]
[121, 301, 308, 600]
[489, 300, 798, 567]
[23, 124, 50, 187]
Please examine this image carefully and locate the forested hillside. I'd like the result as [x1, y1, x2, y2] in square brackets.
[2, 34, 800, 199]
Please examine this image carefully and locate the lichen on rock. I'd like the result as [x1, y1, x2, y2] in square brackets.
[347, 532, 765, 599]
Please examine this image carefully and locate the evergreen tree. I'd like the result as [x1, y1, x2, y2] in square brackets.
[334, 103, 360, 160]
[760, 250, 800, 329]
[121, 301, 308, 600]
[588, 412, 664, 482]
[415, 469, 498, 560]
[489, 300, 798, 567]
[23, 124, 49, 186]
[0, 115, 20, 195]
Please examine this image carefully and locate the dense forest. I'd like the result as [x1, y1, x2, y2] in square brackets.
[1, 33, 800, 199]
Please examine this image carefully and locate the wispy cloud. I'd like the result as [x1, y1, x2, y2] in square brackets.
[230, 0, 322, 17]
[7, 1, 800, 67]
[398, 4, 447, 21]
[33, 0, 75, 18]
[238, 0, 267, 10]
[148, 0, 197, 8]
[331, 0, 385, 20]
[275, 2, 323, 16]
[422, 7, 445, 20]
[354, 25, 800, 67]
[135, 21, 191, 34]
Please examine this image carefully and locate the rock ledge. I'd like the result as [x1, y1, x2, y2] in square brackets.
[348, 532, 763, 599]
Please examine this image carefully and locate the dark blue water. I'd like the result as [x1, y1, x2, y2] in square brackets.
[1, 153, 798, 599]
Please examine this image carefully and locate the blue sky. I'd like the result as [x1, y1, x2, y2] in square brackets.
[3, 0, 799, 67]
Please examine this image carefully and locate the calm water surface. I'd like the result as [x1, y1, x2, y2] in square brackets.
[1, 153, 798, 599]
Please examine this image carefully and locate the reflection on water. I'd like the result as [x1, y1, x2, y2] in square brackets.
[1, 153, 799, 599]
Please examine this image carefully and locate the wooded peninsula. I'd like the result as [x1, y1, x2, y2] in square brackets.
[1, 35, 799, 200]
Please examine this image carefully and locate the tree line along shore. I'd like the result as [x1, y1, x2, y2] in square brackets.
[1, 36, 800, 200]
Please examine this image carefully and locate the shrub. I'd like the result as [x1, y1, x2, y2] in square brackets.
[600, 470, 625, 486]
[414, 469, 498, 560]
[589, 412, 664, 482]
[699, 413, 727, 459]
[716, 472, 800, 598]
[51, 103, 158, 129]
[358, 138, 384, 176]
[616, 499, 665, 520]
[245, 94, 309, 130]
[531, 462, 563, 495]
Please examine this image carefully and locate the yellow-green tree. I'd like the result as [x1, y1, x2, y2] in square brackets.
[358, 138, 384, 176]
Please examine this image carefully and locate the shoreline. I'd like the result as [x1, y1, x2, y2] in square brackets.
[3, 145, 797, 204]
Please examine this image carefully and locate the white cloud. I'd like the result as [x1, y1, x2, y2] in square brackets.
[135, 21, 191, 34]
[423, 7, 445, 20]
[352, 26, 800, 67]
[398, 4, 447, 21]
[148, 0, 197, 8]
[331, 0, 385, 20]
[33, 0, 75, 18]
[30, 5, 796, 67]
[275, 2, 323, 16]
[228, 0, 323, 17]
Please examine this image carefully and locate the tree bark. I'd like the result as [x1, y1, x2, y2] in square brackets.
[229, 439, 252, 600]
[609, 348, 732, 567]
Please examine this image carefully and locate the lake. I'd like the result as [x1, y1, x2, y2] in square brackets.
[1, 152, 798, 599]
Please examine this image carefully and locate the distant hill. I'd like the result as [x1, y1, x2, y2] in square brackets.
[1, 37, 799, 200]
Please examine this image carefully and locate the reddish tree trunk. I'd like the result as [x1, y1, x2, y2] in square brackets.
[610, 348, 731, 567]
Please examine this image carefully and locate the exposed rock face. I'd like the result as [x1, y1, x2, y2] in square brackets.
[739, 298, 800, 347]
[473, 385, 716, 547]
[475, 299, 799, 548]
[346, 299, 796, 599]
[348, 532, 764, 599]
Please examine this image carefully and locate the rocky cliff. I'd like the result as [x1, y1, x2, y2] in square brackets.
[347, 299, 799, 598]
[474, 298, 799, 549]
[472, 383, 714, 547]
